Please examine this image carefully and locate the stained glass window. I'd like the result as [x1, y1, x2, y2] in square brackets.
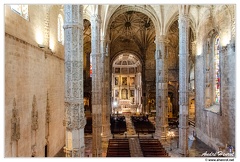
[214, 36, 220, 104]
[90, 55, 92, 77]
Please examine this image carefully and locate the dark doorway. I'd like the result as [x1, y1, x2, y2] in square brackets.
[45, 145, 48, 157]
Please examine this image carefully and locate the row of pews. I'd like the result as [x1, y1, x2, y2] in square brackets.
[110, 116, 127, 134]
[131, 116, 155, 134]
[139, 139, 169, 157]
[106, 139, 130, 157]
[106, 138, 170, 157]
[84, 115, 128, 134]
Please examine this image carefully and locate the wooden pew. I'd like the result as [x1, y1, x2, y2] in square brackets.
[139, 138, 169, 157]
[106, 138, 130, 157]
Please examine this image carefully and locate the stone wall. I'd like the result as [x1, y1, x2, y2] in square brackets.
[195, 5, 235, 151]
[5, 5, 65, 157]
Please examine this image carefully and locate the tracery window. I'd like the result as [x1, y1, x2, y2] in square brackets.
[58, 14, 64, 45]
[10, 5, 29, 20]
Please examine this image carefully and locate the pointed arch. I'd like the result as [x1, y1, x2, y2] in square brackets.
[165, 10, 196, 40]
[103, 5, 161, 40]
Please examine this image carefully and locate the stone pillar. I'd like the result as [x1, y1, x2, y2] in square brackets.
[101, 38, 112, 141]
[228, 40, 235, 147]
[154, 35, 168, 139]
[91, 8, 102, 157]
[63, 5, 86, 157]
[178, 5, 190, 156]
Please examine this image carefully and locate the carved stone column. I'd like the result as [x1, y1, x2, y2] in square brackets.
[101, 38, 112, 142]
[178, 5, 190, 156]
[63, 5, 86, 157]
[154, 35, 168, 139]
[91, 9, 102, 157]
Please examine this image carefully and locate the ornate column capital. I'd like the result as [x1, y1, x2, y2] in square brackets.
[158, 35, 166, 43]
[154, 35, 169, 45]
[178, 16, 189, 30]
[178, 5, 190, 27]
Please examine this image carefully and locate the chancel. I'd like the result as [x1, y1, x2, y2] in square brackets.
[4, 4, 236, 158]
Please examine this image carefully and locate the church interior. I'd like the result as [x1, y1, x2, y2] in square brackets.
[4, 4, 236, 158]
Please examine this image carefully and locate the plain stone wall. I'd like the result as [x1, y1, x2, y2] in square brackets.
[195, 5, 235, 151]
[5, 5, 65, 157]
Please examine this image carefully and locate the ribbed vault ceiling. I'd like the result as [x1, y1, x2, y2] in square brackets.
[110, 11, 155, 51]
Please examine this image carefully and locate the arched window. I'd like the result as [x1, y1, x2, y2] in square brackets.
[214, 36, 220, 104]
[204, 33, 221, 112]
[10, 5, 29, 20]
[58, 14, 64, 45]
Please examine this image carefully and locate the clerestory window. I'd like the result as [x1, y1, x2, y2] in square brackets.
[10, 5, 29, 20]
[58, 14, 64, 45]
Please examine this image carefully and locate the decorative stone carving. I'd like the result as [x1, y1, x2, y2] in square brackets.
[178, 5, 190, 156]
[46, 92, 50, 123]
[154, 35, 168, 139]
[64, 5, 85, 157]
[64, 102, 86, 130]
[11, 98, 20, 141]
[72, 103, 86, 129]
[31, 95, 38, 131]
